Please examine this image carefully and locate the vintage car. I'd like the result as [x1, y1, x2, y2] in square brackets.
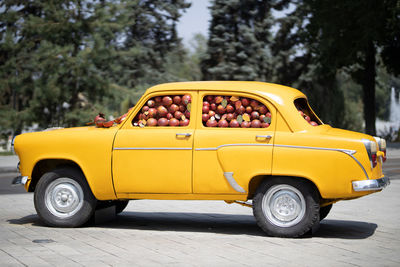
[13, 81, 389, 237]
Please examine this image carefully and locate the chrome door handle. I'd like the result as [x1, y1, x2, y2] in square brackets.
[176, 133, 192, 137]
[256, 135, 272, 139]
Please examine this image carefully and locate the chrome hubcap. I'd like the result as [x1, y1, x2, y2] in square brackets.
[45, 178, 83, 218]
[262, 184, 306, 227]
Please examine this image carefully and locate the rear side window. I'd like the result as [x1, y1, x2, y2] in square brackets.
[202, 95, 271, 128]
[294, 98, 322, 126]
[132, 94, 191, 127]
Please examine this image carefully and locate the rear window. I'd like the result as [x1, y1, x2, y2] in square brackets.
[294, 98, 322, 126]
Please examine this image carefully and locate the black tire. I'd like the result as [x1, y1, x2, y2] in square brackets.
[253, 177, 320, 238]
[319, 204, 333, 221]
[115, 200, 129, 214]
[34, 167, 97, 227]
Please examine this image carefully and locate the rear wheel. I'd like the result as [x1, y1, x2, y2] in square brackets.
[253, 177, 320, 237]
[34, 168, 97, 227]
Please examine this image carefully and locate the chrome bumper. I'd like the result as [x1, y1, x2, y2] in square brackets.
[12, 176, 28, 186]
[352, 177, 390, 192]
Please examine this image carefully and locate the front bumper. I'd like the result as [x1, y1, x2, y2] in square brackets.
[12, 176, 28, 186]
[352, 177, 390, 192]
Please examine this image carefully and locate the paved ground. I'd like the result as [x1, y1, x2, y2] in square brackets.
[0, 147, 399, 266]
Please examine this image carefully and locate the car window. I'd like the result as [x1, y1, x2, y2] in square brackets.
[294, 98, 322, 126]
[132, 94, 191, 127]
[202, 95, 271, 128]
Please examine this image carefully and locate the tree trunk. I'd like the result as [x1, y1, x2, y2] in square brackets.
[362, 41, 376, 136]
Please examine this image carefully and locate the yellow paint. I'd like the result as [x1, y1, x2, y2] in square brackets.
[13, 81, 386, 203]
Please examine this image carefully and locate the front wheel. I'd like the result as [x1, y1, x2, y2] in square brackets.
[253, 177, 320, 237]
[34, 168, 97, 227]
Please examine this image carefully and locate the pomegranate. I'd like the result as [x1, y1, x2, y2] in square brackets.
[173, 95, 182, 105]
[148, 108, 157, 118]
[158, 118, 169, 126]
[142, 105, 150, 112]
[94, 113, 105, 122]
[147, 118, 158, 126]
[180, 119, 190, 126]
[103, 121, 114, 128]
[304, 115, 311, 122]
[95, 119, 105, 127]
[210, 103, 217, 111]
[202, 105, 210, 113]
[250, 100, 259, 109]
[226, 104, 234, 113]
[241, 121, 251, 128]
[251, 111, 260, 120]
[261, 122, 270, 128]
[218, 119, 229, 127]
[174, 111, 183, 120]
[245, 106, 252, 114]
[168, 104, 179, 113]
[251, 119, 261, 128]
[202, 113, 210, 122]
[226, 113, 235, 121]
[147, 99, 155, 108]
[299, 110, 304, 117]
[139, 113, 147, 120]
[215, 96, 223, 104]
[221, 114, 227, 120]
[185, 110, 190, 118]
[166, 113, 174, 120]
[235, 100, 242, 110]
[208, 110, 216, 117]
[157, 106, 168, 117]
[241, 98, 250, 107]
[259, 105, 268, 114]
[310, 121, 318, 126]
[236, 105, 245, 115]
[203, 101, 210, 107]
[206, 119, 218, 127]
[217, 105, 226, 114]
[229, 119, 240, 128]
[162, 96, 173, 106]
[169, 118, 180, 126]
[206, 95, 214, 102]
[259, 115, 266, 122]
[179, 105, 186, 112]
[266, 112, 272, 118]
[154, 96, 162, 104]
[182, 94, 191, 105]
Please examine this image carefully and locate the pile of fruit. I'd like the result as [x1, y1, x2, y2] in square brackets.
[297, 110, 319, 126]
[202, 95, 271, 128]
[133, 95, 191, 127]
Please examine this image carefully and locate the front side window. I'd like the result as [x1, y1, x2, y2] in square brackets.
[132, 94, 191, 127]
[202, 95, 271, 128]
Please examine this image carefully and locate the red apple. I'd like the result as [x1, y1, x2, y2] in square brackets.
[251, 119, 261, 128]
[226, 104, 234, 113]
[202, 105, 210, 113]
[266, 112, 272, 118]
[208, 110, 216, 117]
[142, 105, 150, 112]
[174, 111, 183, 120]
[147, 118, 158, 126]
[180, 119, 190, 126]
[251, 111, 260, 120]
[173, 95, 182, 105]
[304, 115, 311, 122]
[179, 105, 186, 112]
[168, 104, 179, 113]
[148, 108, 157, 118]
[203, 101, 210, 107]
[182, 94, 191, 105]
[103, 121, 114, 128]
[147, 99, 155, 107]
[218, 120, 229, 127]
[162, 96, 173, 106]
[259, 115, 266, 122]
[241, 98, 250, 107]
[310, 121, 318, 126]
[158, 118, 169, 126]
[261, 122, 270, 128]
[157, 106, 168, 117]
[202, 113, 210, 122]
[250, 100, 259, 109]
[230, 119, 240, 128]
[169, 118, 180, 126]
[206, 95, 214, 102]
[185, 110, 190, 118]
[154, 97, 162, 104]
[235, 101, 242, 110]
[139, 113, 147, 120]
[259, 105, 268, 114]
[236, 106, 245, 115]
[166, 113, 173, 120]
[226, 113, 235, 121]
[217, 105, 226, 114]
[206, 119, 218, 127]
[241, 121, 251, 128]
[298, 110, 304, 117]
[245, 106, 253, 113]
[210, 103, 217, 111]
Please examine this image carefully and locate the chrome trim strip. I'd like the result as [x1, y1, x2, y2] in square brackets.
[274, 144, 356, 155]
[352, 177, 390, 192]
[224, 172, 246, 193]
[196, 143, 273, 151]
[114, 147, 192, 151]
[347, 153, 369, 180]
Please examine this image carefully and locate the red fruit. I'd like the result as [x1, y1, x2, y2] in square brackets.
[259, 105, 268, 114]
[208, 110, 216, 117]
[226, 113, 235, 121]
[142, 106, 150, 112]
[251, 119, 261, 128]
[147, 118, 158, 126]
[179, 105, 186, 112]
[148, 108, 157, 118]
[259, 115, 266, 122]
[210, 103, 217, 111]
[166, 113, 174, 120]
[182, 94, 191, 105]
[250, 100, 259, 109]
[103, 121, 114, 128]
[95, 119, 105, 127]
[202, 105, 210, 113]
[251, 111, 260, 120]
[173, 95, 182, 105]
[221, 114, 227, 120]
[162, 96, 173, 106]
[94, 113, 105, 122]
[154, 97, 162, 103]
[241, 98, 250, 107]
[185, 110, 190, 118]
[266, 112, 272, 118]
[206, 119, 217, 127]
[169, 104, 179, 113]
[174, 111, 183, 120]
[241, 121, 251, 128]
[299, 110, 304, 117]
[229, 119, 240, 128]
[218, 120, 229, 127]
[147, 100, 155, 107]
[261, 122, 270, 128]
[310, 121, 318, 126]
[203, 101, 210, 107]
[304, 115, 311, 122]
[226, 104, 234, 113]
[180, 119, 190, 126]
[206, 95, 214, 102]
[214, 96, 223, 104]
[157, 106, 168, 117]
[235, 101, 242, 110]
[245, 106, 253, 113]
[158, 118, 169, 126]
[217, 105, 226, 114]
[138, 113, 147, 120]
[236, 106, 245, 115]
[202, 113, 210, 122]
[169, 118, 180, 126]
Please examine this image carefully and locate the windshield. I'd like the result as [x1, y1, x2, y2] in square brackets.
[294, 98, 322, 126]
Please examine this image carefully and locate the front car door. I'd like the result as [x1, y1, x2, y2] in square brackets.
[113, 91, 197, 195]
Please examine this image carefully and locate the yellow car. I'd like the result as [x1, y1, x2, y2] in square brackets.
[13, 81, 389, 237]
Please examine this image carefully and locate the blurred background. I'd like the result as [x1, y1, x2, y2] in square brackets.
[1, 0, 400, 153]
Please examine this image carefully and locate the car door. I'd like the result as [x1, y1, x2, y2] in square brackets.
[112, 91, 197, 195]
[193, 91, 276, 194]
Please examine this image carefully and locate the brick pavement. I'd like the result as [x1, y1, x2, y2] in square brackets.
[0, 178, 399, 266]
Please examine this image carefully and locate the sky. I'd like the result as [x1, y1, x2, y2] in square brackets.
[176, 1, 211, 48]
